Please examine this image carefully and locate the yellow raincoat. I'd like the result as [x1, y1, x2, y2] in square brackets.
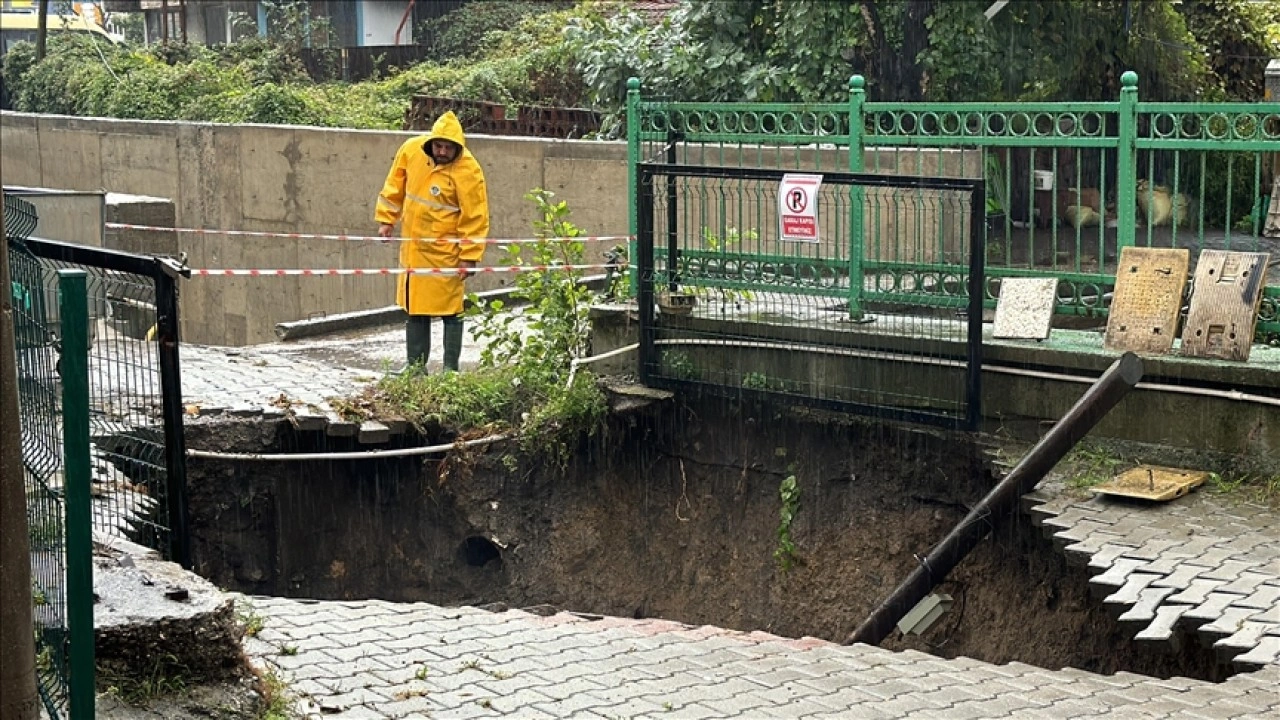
[375, 112, 489, 316]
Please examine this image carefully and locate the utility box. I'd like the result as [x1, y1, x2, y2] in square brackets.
[1267, 59, 1280, 102]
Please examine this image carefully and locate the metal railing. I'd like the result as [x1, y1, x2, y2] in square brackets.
[627, 73, 1280, 342]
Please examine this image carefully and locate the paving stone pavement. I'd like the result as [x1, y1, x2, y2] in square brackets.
[238, 596, 1280, 720]
[176, 331, 1280, 718]
[1024, 485, 1280, 670]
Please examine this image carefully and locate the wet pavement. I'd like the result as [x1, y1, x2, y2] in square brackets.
[163, 319, 1280, 718]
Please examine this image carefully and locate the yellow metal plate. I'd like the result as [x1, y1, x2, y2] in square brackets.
[1103, 247, 1189, 355]
[1092, 465, 1209, 502]
[1180, 250, 1269, 362]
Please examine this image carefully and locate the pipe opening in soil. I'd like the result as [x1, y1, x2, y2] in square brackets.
[460, 537, 502, 568]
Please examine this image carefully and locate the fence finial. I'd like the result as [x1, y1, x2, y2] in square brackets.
[849, 75, 865, 91]
[627, 77, 641, 92]
[1120, 71, 1138, 89]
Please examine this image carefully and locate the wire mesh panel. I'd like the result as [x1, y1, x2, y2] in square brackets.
[19, 236, 190, 564]
[7, 195, 73, 719]
[637, 164, 984, 430]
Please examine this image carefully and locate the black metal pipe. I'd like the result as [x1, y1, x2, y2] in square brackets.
[154, 267, 191, 568]
[846, 351, 1144, 646]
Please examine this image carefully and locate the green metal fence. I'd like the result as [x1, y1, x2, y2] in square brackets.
[7, 195, 95, 719]
[628, 73, 1280, 342]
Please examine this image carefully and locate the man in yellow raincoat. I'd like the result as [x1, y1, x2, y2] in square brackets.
[375, 111, 489, 372]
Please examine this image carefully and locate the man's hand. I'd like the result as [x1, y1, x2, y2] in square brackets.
[459, 261, 477, 279]
[377, 223, 395, 238]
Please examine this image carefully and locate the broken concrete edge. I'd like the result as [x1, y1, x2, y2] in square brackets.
[93, 540, 247, 683]
[274, 274, 610, 341]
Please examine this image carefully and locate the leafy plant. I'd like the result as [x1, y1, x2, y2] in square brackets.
[775, 473, 801, 572]
[662, 351, 697, 381]
[469, 189, 595, 371]
[345, 191, 606, 468]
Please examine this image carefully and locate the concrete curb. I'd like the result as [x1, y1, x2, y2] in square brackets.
[274, 274, 611, 341]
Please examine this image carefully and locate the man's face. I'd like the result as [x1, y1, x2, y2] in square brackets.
[431, 140, 460, 164]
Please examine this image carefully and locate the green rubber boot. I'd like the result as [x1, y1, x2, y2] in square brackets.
[442, 316, 464, 372]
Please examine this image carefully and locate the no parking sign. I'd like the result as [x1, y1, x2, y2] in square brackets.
[779, 173, 822, 242]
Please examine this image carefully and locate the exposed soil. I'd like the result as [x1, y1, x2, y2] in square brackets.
[185, 390, 1228, 681]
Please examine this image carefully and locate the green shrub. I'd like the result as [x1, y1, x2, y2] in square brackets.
[420, 1, 571, 62]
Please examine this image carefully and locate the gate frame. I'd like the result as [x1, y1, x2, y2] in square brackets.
[22, 236, 193, 567]
[636, 162, 986, 431]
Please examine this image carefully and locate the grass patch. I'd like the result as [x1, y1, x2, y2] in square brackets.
[99, 655, 190, 705]
[1207, 471, 1280, 508]
[335, 363, 607, 469]
[1061, 441, 1130, 494]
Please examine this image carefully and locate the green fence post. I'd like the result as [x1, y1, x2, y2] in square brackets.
[1116, 71, 1139, 251]
[627, 76, 642, 297]
[847, 75, 867, 320]
[58, 270, 94, 720]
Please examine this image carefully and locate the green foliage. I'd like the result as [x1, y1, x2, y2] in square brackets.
[774, 473, 801, 572]
[1178, 0, 1280, 101]
[469, 189, 595, 371]
[346, 191, 606, 466]
[421, 1, 570, 62]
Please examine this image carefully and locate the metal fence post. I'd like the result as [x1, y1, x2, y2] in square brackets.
[627, 77, 642, 297]
[154, 268, 190, 568]
[637, 166, 655, 385]
[57, 270, 94, 720]
[847, 75, 867, 320]
[1116, 71, 1139, 250]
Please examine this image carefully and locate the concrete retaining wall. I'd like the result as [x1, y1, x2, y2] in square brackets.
[1, 111, 978, 345]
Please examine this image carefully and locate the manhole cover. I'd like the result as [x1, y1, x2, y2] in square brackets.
[1092, 465, 1209, 502]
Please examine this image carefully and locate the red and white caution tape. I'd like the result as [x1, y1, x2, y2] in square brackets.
[106, 222, 631, 245]
[191, 264, 613, 277]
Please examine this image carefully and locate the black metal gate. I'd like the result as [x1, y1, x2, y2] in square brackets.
[636, 163, 985, 431]
[7, 194, 192, 565]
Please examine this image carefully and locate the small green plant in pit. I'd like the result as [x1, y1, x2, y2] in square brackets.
[664, 351, 697, 380]
[775, 473, 801, 572]
[279, 645, 298, 656]
[237, 602, 265, 638]
[415, 664, 429, 680]
[256, 668, 292, 720]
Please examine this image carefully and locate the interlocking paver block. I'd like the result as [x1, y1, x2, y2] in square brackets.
[1087, 543, 1142, 570]
[1090, 557, 1149, 589]
[1118, 586, 1177, 622]
[1135, 603, 1193, 642]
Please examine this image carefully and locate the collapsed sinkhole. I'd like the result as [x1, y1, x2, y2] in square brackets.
[183, 392, 1234, 683]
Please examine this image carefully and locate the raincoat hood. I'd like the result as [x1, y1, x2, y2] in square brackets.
[424, 111, 467, 150]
